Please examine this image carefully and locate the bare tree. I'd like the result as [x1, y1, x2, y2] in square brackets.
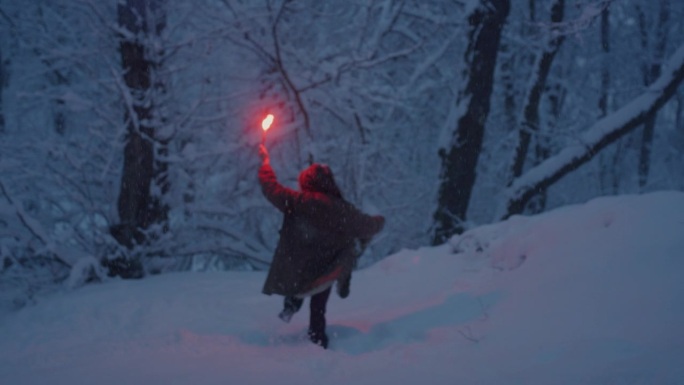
[637, 0, 670, 189]
[432, 0, 511, 244]
[208, 1, 469, 259]
[597, 4, 624, 195]
[107, 0, 169, 278]
[507, 0, 565, 191]
[598, 6, 611, 119]
[0, 7, 14, 134]
[0, 48, 6, 134]
[0, 0, 134, 296]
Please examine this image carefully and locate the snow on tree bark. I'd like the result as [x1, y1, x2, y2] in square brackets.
[505, 0, 565, 214]
[499, 42, 684, 220]
[508, 0, 565, 183]
[109, 0, 169, 277]
[432, 0, 510, 244]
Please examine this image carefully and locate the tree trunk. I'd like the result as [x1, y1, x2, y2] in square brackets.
[637, 0, 669, 189]
[500, 42, 517, 135]
[499, 43, 684, 220]
[0, 48, 6, 133]
[598, 7, 610, 118]
[432, 0, 510, 244]
[678, 93, 683, 133]
[51, 70, 67, 135]
[597, 5, 621, 195]
[109, 0, 168, 278]
[506, 0, 565, 214]
[531, 80, 564, 212]
[508, 0, 565, 183]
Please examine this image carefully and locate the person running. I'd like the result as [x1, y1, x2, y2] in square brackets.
[257, 144, 385, 349]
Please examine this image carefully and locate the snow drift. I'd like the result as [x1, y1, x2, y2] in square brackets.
[1, 191, 683, 385]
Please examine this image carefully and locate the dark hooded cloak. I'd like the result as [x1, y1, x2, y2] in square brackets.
[259, 163, 384, 296]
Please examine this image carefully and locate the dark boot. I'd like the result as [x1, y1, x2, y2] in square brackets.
[308, 328, 329, 349]
[279, 296, 303, 323]
[308, 287, 332, 349]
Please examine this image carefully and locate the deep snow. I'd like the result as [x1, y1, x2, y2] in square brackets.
[1, 191, 683, 385]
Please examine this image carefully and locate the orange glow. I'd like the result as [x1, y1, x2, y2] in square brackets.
[261, 114, 274, 132]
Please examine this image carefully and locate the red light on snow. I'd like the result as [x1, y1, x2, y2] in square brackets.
[261, 114, 274, 132]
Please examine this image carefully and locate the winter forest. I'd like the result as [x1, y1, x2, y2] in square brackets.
[1, 0, 683, 306]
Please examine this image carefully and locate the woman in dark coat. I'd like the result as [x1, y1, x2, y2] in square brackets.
[258, 144, 385, 349]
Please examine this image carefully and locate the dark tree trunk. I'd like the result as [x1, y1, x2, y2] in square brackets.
[528, 0, 536, 23]
[509, 0, 565, 214]
[109, 0, 168, 278]
[530, 80, 564, 213]
[432, 0, 510, 244]
[508, 0, 565, 183]
[51, 71, 68, 135]
[677, 93, 683, 133]
[598, 7, 610, 118]
[500, 42, 517, 135]
[0, 48, 6, 133]
[637, 0, 669, 189]
[597, 5, 622, 195]
[639, 113, 656, 189]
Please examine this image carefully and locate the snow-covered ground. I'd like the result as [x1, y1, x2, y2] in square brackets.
[1, 191, 683, 385]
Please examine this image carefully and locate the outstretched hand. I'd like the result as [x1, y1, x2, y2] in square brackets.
[259, 144, 270, 165]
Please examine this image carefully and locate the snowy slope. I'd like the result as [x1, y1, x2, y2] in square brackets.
[1, 192, 683, 385]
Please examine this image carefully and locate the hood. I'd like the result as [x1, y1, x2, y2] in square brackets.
[298, 164, 342, 198]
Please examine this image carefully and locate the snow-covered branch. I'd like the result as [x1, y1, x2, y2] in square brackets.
[0, 180, 71, 268]
[499, 42, 684, 220]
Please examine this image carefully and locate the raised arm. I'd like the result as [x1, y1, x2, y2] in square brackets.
[258, 145, 298, 212]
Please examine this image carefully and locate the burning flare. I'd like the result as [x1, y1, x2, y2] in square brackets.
[261, 114, 274, 132]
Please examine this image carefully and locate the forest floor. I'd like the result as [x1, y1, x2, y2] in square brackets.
[1, 191, 683, 385]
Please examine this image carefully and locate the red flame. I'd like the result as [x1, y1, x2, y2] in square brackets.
[261, 114, 274, 132]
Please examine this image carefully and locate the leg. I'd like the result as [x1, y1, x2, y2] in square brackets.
[308, 287, 332, 349]
[279, 296, 303, 323]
